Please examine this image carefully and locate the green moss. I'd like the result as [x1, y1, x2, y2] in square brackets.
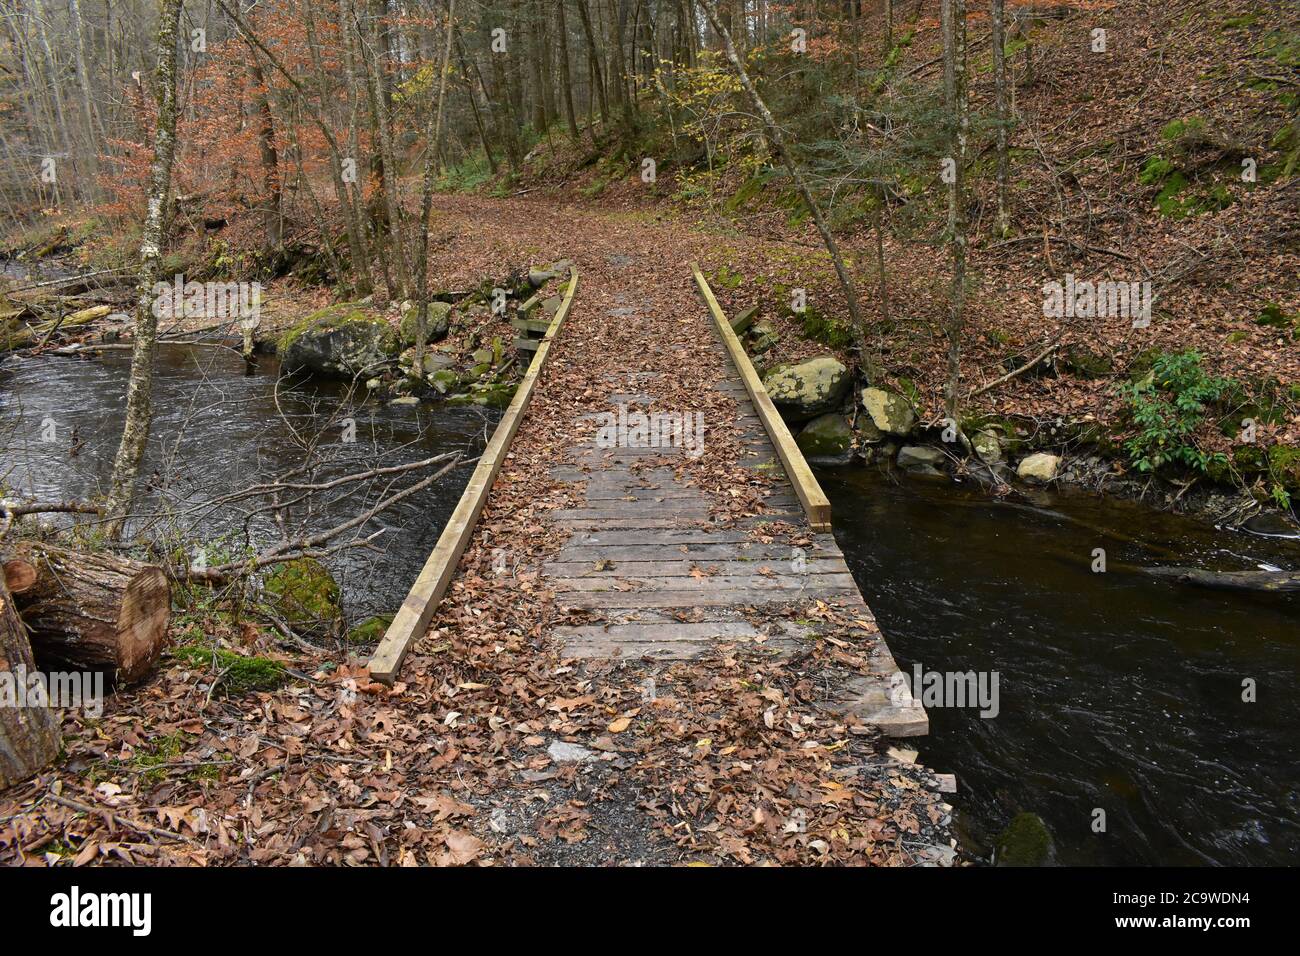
[347, 614, 394, 644]
[1255, 303, 1299, 339]
[1268, 444, 1300, 492]
[1233, 444, 1268, 474]
[712, 264, 744, 289]
[172, 645, 286, 694]
[264, 557, 342, 635]
[131, 732, 190, 783]
[276, 302, 375, 354]
[1153, 170, 1193, 216]
[995, 812, 1055, 867]
[724, 171, 773, 212]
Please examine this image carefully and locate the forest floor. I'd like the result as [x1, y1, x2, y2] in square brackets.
[0, 203, 958, 866]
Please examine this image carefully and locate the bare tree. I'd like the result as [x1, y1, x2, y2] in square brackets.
[105, 0, 185, 537]
[696, 0, 869, 360]
[413, 0, 459, 377]
[992, 0, 1010, 238]
[941, 0, 969, 429]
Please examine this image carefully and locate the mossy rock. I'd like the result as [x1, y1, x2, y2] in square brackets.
[264, 557, 343, 638]
[347, 614, 394, 644]
[860, 387, 917, 437]
[172, 645, 286, 695]
[471, 382, 518, 409]
[428, 369, 461, 395]
[994, 812, 1056, 866]
[398, 300, 452, 347]
[279, 303, 399, 379]
[398, 346, 456, 379]
[1233, 444, 1268, 476]
[1127, 347, 1163, 382]
[763, 356, 851, 423]
[796, 413, 853, 462]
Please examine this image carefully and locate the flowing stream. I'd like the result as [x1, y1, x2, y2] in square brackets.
[817, 467, 1299, 866]
[0, 344, 495, 619]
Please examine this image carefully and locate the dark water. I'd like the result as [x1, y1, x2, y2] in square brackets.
[0, 344, 495, 618]
[818, 466, 1299, 866]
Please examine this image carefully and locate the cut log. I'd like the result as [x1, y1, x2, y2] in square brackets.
[7, 543, 171, 684]
[0, 574, 61, 790]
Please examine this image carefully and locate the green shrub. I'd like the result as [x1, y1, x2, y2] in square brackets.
[1119, 350, 1230, 474]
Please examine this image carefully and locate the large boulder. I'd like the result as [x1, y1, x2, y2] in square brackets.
[1017, 452, 1061, 482]
[860, 387, 917, 437]
[763, 356, 851, 423]
[796, 413, 853, 463]
[398, 300, 452, 347]
[279, 303, 399, 379]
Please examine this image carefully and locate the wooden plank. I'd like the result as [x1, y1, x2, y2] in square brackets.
[511, 316, 552, 334]
[543, 557, 851, 577]
[691, 262, 832, 532]
[552, 572, 859, 591]
[550, 543, 837, 562]
[562, 639, 795, 660]
[555, 587, 861, 608]
[367, 267, 581, 684]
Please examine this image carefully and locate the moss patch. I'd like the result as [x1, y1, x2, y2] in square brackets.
[347, 614, 394, 644]
[172, 645, 286, 694]
[264, 557, 342, 636]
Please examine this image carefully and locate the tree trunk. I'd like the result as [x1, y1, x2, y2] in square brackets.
[104, 0, 184, 537]
[992, 0, 1010, 238]
[696, 0, 869, 361]
[557, 0, 581, 139]
[576, 0, 610, 126]
[942, 0, 968, 426]
[5, 543, 171, 685]
[247, 57, 283, 248]
[412, 0, 458, 378]
[0, 574, 61, 791]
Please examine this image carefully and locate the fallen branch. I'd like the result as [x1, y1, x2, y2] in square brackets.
[46, 790, 192, 845]
[966, 339, 1062, 400]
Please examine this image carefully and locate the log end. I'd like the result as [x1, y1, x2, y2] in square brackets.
[2, 560, 36, 595]
[116, 567, 172, 684]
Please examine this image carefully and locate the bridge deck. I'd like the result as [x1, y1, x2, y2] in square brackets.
[541, 301, 925, 736]
[371, 265, 926, 737]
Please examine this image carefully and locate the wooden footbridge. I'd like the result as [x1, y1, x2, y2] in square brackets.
[369, 264, 927, 737]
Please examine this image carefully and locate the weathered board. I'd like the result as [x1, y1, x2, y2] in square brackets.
[691, 262, 833, 533]
[367, 268, 580, 684]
